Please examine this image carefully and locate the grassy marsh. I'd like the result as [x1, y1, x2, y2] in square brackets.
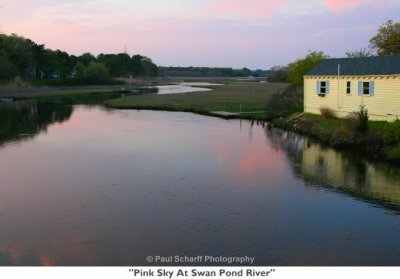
[106, 81, 289, 119]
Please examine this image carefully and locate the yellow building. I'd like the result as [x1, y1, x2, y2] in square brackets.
[304, 56, 400, 121]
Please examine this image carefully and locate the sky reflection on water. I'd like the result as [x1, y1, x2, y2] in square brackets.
[0, 105, 400, 266]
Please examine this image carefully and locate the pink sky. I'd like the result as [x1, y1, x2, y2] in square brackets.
[0, 0, 398, 69]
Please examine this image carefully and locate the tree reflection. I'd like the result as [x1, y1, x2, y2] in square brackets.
[0, 101, 73, 147]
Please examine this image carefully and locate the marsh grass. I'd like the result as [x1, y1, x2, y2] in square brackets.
[106, 81, 289, 120]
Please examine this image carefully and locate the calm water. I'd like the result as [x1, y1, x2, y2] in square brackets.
[1, 99, 400, 266]
[156, 83, 215, 94]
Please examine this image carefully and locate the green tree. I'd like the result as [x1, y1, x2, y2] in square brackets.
[115, 53, 131, 76]
[86, 62, 110, 83]
[345, 47, 374, 58]
[73, 62, 86, 80]
[130, 54, 144, 76]
[28, 40, 47, 79]
[369, 20, 400, 56]
[0, 33, 34, 79]
[241, 67, 252, 76]
[97, 53, 131, 77]
[267, 65, 288, 82]
[0, 33, 158, 83]
[54, 50, 72, 79]
[287, 51, 329, 86]
[140, 57, 158, 77]
[0, 50, 19, 81]
[41, 49, 58, 79]
[78, 52, 96, 66]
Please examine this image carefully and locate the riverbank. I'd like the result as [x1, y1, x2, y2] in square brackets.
[0, 82, 158, 101]
[105, 81, 289, 120]
[273, 113, 400, 163]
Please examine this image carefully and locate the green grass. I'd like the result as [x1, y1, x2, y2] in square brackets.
[369, 121, 400, 145]
[106, 81, 289, 119]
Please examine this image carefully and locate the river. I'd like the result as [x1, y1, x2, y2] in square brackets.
[156, 82, 220, 95]
[0, 91, 399, 266]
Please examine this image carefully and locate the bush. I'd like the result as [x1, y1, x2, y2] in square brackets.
[355, 105, 369, 132]
[345, 105, 369, 139]
[87, 62, 110, 83]
[345, 114, 359, 140]
[265, 85, 303, 118]
[319, 107, 335, 119]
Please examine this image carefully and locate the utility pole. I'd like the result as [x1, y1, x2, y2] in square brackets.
[337, 64, 340, 109]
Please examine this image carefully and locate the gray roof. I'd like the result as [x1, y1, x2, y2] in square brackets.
[305, 56, 400, 76]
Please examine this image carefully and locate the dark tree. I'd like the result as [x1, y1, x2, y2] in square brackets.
[369, 20, 400, 56]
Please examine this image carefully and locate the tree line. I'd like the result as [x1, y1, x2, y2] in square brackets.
[267, 20, 400, 85]
[159, 66, 267, 78]
[0, 33, 159, 85]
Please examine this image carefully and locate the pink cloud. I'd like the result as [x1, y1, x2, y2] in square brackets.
[211, 0, 285, 20]
[324, 0, 384, 12]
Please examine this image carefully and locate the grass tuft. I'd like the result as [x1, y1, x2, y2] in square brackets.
[319, 107, 335, 119]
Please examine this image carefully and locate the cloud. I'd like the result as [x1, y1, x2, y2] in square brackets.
[323, 0, 385, 13]
[210, 0, 285, 20]
[2, 0, 399, 68]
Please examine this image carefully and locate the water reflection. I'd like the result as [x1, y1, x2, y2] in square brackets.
[0, 94, 131, 147]
[0, 105, 400, 266]
[265, 128, 400, 212]
[0, 101, 73, 147]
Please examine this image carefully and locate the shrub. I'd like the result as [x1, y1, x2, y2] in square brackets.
[345, 114, 359, 140]
[355, 105, 369, 132]
[265, 85, 303, 118]
[87, 62, 110, 83]
[319, 107, 335, 119]
[345, 105, 370, 139]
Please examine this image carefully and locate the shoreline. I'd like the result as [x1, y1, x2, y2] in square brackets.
[0, 85, 159, 102]
[272, 113, 400, 165]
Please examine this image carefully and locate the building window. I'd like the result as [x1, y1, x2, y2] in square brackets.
[346, 81, 351, 95]
[320, 81, 327, 94]
[358, 81, 375, 96]
[317, 80, 329, 96]
[363, 82, 370, 95]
